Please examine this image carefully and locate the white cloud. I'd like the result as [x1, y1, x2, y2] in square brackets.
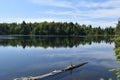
[98, 0, 120, 8]
[1, 0, 120, 27]
[31, 0, 72, 8]
[30, 0, 120, 9]
[76, 0, 120, 8]
[44, 7, 120, 19]
[35, 0, 120, 19]
[0, 18, 54, 23]
[24, 0, 120, 27]
[0, 17, 116, 28]
[87, 8, 120, 18]
[78, 20, 116, 28]
[44, 11, 73, 15]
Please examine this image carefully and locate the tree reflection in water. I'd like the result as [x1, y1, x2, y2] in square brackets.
[0, 36, 113, 49]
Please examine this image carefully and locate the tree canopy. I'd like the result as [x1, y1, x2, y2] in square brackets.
[0, 21, 115, 36]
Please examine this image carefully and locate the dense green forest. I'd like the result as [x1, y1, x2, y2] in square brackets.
[0, 21, 115, 35]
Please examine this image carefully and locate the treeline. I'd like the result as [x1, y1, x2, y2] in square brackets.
[0, 21, 115, 35]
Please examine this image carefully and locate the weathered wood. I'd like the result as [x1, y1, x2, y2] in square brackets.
[14, 62, 88, 80]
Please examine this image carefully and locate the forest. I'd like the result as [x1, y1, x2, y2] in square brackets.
[0, 21, 115, 35]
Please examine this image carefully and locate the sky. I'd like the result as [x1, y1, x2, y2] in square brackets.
[0, 0, 120, 28]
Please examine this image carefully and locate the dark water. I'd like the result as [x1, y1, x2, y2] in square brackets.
[0, 36, 119, 80]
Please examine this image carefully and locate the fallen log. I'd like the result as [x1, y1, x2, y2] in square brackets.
[14, 62, 88, 80]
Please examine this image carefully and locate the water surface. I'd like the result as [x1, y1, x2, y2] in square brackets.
[0, 36, 119, 80]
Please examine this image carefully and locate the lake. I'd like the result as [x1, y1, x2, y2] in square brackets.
[0, 36, 119, 80]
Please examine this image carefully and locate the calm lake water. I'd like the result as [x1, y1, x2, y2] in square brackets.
[0, 36, 119, 80]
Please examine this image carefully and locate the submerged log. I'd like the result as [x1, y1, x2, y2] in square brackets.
[14, 62, 88, 80]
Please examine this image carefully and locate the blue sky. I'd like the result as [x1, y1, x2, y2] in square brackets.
[0, 0, 120, 28]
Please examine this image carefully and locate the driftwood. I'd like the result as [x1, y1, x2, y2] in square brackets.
[14, 62, 88, 80]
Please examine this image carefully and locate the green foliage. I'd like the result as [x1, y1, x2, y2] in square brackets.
[0, 21, 115, 35]
[100, 78, 104, 80]
[112, 20, 120, 80]
[99, 20, 120, 80]
[114, 20, 120, 63]
[115, 21, 120, 36]
[109, 68, 120, 80]
[99, 78, 113, 80]
[109, 78, 113, 80]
